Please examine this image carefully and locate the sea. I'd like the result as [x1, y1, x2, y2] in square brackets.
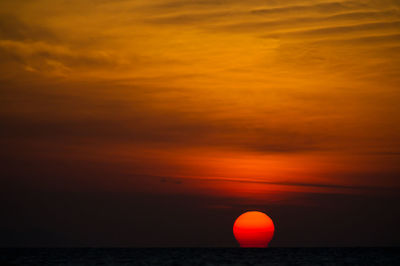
[1, 248, 399, 265]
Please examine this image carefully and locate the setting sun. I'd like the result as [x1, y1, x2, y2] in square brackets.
[233, 211, 275, 248]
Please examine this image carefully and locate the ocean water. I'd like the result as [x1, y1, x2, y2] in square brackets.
[1, 248, 399, 266]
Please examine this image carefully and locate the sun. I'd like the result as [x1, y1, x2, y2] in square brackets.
[233, 211, 275, 247]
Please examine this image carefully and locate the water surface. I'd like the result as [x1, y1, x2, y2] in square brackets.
[1, 248, 399, 265]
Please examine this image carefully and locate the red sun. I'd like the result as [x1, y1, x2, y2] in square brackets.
[233, 211, 275, 247]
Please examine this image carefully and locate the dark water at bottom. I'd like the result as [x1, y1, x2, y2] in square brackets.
[1, 248, 399, 266]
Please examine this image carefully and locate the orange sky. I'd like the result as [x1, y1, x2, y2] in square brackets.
[1, 0, 400, 205]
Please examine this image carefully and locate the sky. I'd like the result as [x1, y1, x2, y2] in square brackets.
[1, 0, 400, 247]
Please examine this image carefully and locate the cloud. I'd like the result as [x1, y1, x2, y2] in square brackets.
[251, 1, 368, 16]
[0, 13, 57, 42]
[0, 0, 399, 197]
[144, 1, 389, 28]
[145, 10, 232, 25]
[169, 175, 397, 192]
[216, 10, 399, 33]
[264, 20, 400, 39]
[310, 33, 400, 46]
[0, 101, 324, 154]
[0, 39, 131, 77]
